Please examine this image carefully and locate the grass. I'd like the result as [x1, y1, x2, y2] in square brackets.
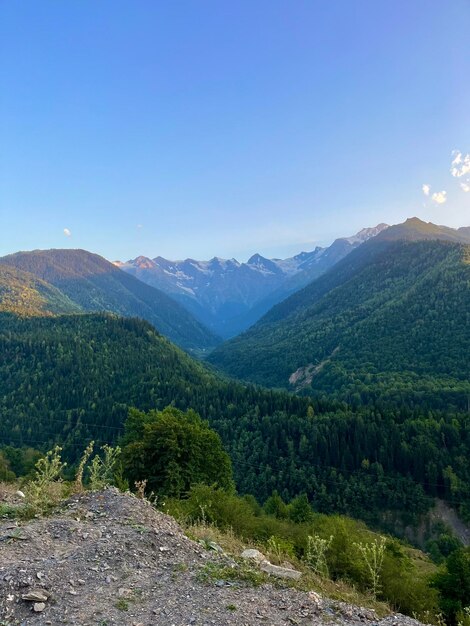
[0, 502, 21, 519]
[115, 599, 129, 611]
[186, 519, 246, 556]
[185, 518, 390, 617]
[197, 561, 267, 587]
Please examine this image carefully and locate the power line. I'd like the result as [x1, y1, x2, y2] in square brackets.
[0, 434, 468, 507]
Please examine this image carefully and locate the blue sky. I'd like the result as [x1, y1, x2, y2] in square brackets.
[1, 1, 469, 261]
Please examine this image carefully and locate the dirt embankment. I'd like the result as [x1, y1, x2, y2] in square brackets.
[1, 489, 428, 625]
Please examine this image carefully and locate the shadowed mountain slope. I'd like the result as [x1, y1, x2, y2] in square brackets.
[0, 249, 219, 352]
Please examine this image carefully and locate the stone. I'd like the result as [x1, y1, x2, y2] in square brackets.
[240, 548, 266, 563]
[118, 587, 133, 598]
[33, 602, 46, 612]
[308, 591, 322, 606]
[22, 589, 50, 602]
[259, 561, 302, 580]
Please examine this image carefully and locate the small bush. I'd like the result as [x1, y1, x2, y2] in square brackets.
[89, 445, 121, 490]
[24, 446, 67, 515]
[305, 533, 333, 577]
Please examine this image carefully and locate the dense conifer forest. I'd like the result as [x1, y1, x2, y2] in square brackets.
[1, 312, 468, 530]
[208, 240, 470, 410]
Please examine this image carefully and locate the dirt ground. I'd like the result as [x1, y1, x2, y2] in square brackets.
[0, 488, 427, 626]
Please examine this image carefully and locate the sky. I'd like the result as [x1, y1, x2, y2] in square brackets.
[1, 1, 469, 262]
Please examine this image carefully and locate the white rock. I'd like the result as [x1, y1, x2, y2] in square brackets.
[308, 590, 322, 606]
[240, 549, 266, 563]
[259, 561, 302, 580]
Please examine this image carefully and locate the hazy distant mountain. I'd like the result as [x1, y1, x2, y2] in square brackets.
[116, 223, 389, 337]
[208, 218, 470, 396]
[0, 249, 219, 352]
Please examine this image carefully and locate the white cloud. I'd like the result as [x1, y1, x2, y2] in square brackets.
[450, 150, 470, 178]
[451, 151, 462, 166]
[422, 183, 430, 196]
[63, 228, 72, 237]
[460, 182, 470, 193]
[431, 190, 447, 204]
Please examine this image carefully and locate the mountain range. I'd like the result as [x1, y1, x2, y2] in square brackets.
[115, 224, 389, 337]
[0, 249, 219, 352]
[208, 218, 470, 406]
[0, 216, 469, 552]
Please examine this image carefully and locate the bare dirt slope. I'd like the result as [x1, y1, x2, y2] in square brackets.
[432, 499, 470, 547]
[1, 489, 427, 626]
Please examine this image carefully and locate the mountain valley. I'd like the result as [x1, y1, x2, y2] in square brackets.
[209, 218, 470, 407]
[1, 217, 469, 625]
[115, 224, 389, 337]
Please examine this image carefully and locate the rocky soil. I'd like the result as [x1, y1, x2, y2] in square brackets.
[0, 488, 428, 625]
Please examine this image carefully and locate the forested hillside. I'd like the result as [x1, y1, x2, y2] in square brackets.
[208, 238, 470, 409]
[1, 312, 469, 529]
[0, 264, 81, 316]
[0, 249, 219, 352]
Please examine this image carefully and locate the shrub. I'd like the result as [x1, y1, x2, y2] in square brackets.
[89, 445, 121, 491]
[25, 446, 67, 515]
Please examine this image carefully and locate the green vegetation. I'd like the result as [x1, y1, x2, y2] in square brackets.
[115, 599, 129, 611]
[208, 240, 470, 411]
[431, 547, 470, 625]
[0, 264, 80, 316]
[122, 407, 234, 496]
[0, 249, 219, 351]
[1, 225, 469, 623]
[23, 445, 68, 515]
[166, 483, 441, 620]
[1, 312, 469, 528]
[2, 436, 467, 624]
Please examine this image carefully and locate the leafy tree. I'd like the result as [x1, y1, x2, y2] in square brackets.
[264, 491, 289, 519]
[288, 493, 314, 523]
[0, 451, 15, 481]
[122, 406, 234, 497]
[432, 547, 470, 625]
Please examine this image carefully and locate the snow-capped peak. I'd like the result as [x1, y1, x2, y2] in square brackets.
[342, 223, 389, 245]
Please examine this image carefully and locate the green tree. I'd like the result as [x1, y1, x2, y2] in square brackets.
[122, 406, 234, 497]
[288, 493, 314, 523]
[264, 491, 289, 519]
[432, 547, 470, 625]
[0, 451, 15, 481]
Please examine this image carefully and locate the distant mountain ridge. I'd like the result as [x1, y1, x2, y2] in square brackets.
[115, 223, 389, 337]
[0, 249, 219, 352]
[208, 218, 470, 402]
[374, 217, 470, 244]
